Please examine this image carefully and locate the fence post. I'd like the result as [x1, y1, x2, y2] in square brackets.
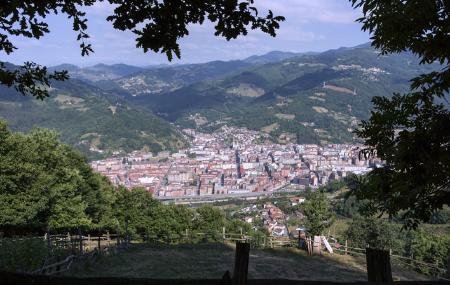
[306, 237, 312, 256]
[78, 228, 83, 254]
[98, 236, 101, 252]
[223, 227, 226, 240]
[345, 240, 348, 256]
[68, 232, 73, 251]
[232, 242, 250, 285]
[46, 229, 51, 252]
[365, 247, 393, 282]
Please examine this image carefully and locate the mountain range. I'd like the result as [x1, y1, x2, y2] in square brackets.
[0, 44, 439, 158]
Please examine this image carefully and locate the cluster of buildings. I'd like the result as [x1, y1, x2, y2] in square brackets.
[90, 126, 382, 198]
[262, 203, 289, 237]
[238, 198, 306, 237]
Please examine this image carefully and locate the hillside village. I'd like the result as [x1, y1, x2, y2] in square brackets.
[91, 126, 382, 199]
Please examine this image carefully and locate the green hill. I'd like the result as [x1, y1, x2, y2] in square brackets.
[109, 60, 254, 96]
[0, 79, 187, 159]
[129, 44, 440, 145]
[0, 44, 442, 154]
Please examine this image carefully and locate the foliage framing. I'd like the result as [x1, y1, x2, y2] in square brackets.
[0, 0, 284, 99]
[350, 0, 450, 228]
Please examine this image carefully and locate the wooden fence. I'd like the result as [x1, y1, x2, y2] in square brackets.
[20, 232, 129, 276]
[3, 230, 449, 280]
[329, 242, 449, 280]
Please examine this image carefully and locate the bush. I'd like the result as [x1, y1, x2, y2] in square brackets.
[0, 237, 48, 272]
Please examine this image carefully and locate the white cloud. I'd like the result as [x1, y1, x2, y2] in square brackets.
[5, 0, 368, 66]
[256, 0, 360, 24]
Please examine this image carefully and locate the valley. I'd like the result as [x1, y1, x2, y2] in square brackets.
[0, 43, 440, 159]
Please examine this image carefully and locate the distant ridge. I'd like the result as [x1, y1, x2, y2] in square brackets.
[244, 51, 302, 64]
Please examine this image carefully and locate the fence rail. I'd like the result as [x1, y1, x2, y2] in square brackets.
[329, 242, 448, 278]
[0, 232, 129, 276]
[3, 230, 449, 279]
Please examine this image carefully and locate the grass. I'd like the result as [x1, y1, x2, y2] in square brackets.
[65, 243, 430, 281]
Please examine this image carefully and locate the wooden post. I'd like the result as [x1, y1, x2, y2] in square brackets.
[78, 228, 83, 254]
[365, 247, 393, 282]
[46, 230, 51, 251]
[313, 236, 321, 255]
[223, 227, 226, 240]
[68, 232, 73, 252]
[98, 236, 101, 252]
[185, 229, 189, 240]
[232, 242, 250, 285]
[345, 240, 348, 256]
[306, 237, 313, 256]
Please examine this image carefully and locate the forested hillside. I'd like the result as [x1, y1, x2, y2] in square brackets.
[126, 44, 440, 145]
[0, 45, 441, 156]
[0, 77, 187, 159]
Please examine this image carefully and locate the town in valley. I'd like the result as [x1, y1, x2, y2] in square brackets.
[91, 126, 382, 200]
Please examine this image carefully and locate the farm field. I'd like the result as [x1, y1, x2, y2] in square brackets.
[65, 243, 430, 281]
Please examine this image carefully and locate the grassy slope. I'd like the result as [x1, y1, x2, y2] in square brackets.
[66, 243, 429, 281]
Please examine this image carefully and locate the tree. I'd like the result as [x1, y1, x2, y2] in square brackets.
[193, 204, 226, 233]
[345, 216, 402, 250]
[0, 120, 118, 233]
[113, 187, 159, 236]
[405, 229, 450, 275]
[0, 123, 95, 231]
[0, 0, 284, 99]
[147, 204, 194, 238]
[302, 191, 334, 236]
[349, 0, 450, 228]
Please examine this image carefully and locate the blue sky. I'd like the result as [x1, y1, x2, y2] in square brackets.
[6, 0, 369, 67]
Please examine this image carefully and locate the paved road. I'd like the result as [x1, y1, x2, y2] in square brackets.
[156, 183, 301, 204]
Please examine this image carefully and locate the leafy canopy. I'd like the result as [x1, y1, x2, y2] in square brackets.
[350, 0, 450, 228]
[0, 120, 118, 232]
[0, 0, 284, 99]
[302, 190, 334, 236]
[0, 121, 256, 236]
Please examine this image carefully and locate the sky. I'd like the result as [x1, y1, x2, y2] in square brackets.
[5, 0, 369, 67]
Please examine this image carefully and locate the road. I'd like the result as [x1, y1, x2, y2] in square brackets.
[156, 183, 292, 205]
